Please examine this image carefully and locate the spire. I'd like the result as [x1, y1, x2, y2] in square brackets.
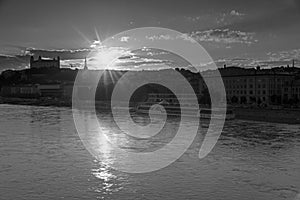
[293, 59, 295, 68]
[84, 57, 88, 70]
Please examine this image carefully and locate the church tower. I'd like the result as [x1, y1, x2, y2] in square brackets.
[84, 57, 88, 70]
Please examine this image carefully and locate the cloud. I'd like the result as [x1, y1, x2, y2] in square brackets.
[120, 36, 130, 42]
[221, 4, 300, 33]
[27, 48, 90, 60]
[255, 49, 300, 67]
[211, 49, 300, 68]
[60, 59, 85, 69]
[189, 29, 256, 44]
[268, 49, 300, 61]
[146, 33, 197, 43]
[90, 40, 101, 48]
[203, 58, 254, 68]
[177, 33, 197, 43]
[145, 29, 256, 45]
[0, 55, 30, 72]
[215, 10, 245, 26]
[114, 51, 172, 70]
[230, 10, 244, 16]
[146, 34, 173, 41]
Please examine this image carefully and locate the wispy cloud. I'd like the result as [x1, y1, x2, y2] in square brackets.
[144, 29, 256, 45]
[120, 36, 130, 42]
[267, 49, 300, 61]
[230, 10, 245, 17]
[211, 50, 299, 68]
[0, 55, 30, 72]
[27, 48, 90, 60]
[215, 10, 245, 26]
[188, 29, 256, 44]
[146, 35, 173, 41]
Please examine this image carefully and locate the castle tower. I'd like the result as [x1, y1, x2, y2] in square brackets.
[30, 55, 60, 69]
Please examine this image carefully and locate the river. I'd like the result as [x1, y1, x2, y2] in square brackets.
[1, 104, 300, 200]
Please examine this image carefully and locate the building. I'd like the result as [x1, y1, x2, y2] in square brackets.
[37, 84, 62, 98]
[201, 66, 299, 105]
[292, 79, 300, 102]
[61, 82, 74, 100]
[30, 56, 60, 69]
[1, 85, 40, 98]
[0, 83, 65, 99]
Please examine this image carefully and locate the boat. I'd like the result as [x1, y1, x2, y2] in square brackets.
[136, 93, 200, 117]
[111, 105, 135, 113]
[136, 93, 235, 120]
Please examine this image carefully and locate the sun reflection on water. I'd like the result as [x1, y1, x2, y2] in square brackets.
[90, 160, 125, 197]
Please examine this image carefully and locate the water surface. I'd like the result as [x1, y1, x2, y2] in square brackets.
[1, 104, 300, 200]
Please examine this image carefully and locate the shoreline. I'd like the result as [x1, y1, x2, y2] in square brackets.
[0, 97, 72, 108]
[1, 97, 300, 124]
[234, 107, 300, 125]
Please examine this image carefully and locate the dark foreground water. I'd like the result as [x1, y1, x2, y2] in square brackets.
[1, 104, 300, 200]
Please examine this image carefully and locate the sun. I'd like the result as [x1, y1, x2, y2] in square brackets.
[74, 27, 132, 70]
[88, 46, 129, 70]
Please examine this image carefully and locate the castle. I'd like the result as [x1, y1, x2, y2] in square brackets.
[30, 56, 60, 69]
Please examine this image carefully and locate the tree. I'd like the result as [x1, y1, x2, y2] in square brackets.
[231, 96, 238, 104]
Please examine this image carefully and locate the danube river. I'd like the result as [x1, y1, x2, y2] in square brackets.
[1, 104, 300, 200]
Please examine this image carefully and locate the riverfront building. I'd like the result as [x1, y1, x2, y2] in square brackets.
[202, 65, 300, 105]
[0, 84, 40, 98]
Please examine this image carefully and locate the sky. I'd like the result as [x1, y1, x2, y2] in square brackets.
[0, 0, 300, 71]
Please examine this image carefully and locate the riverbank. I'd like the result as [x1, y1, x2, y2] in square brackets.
[234, 107, 300, 124]
[1, 97, 300, 124]
[0, 97, 72, 108]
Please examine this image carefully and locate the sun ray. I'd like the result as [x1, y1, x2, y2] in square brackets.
[94, 27, 102, 46]
[72, 26, 92, 45]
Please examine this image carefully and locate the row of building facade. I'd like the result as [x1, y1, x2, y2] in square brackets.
[202, 66, 300, 105]
[0, 83, 73, 99]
